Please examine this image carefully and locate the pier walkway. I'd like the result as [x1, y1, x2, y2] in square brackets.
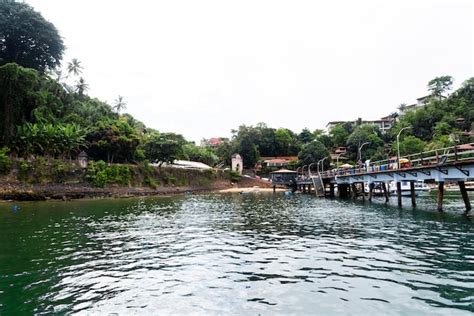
[271, 143, 474, 213]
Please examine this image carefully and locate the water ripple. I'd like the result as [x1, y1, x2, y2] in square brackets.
[0, 193, 473, 314]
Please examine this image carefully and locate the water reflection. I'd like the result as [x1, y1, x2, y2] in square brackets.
[0, 193, 473, 315]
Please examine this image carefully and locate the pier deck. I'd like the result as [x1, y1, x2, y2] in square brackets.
[271, 143, 474, 213]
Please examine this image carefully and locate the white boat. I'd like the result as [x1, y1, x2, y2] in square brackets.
[445, 182, 474, 192]
[389, 181, 430, 196]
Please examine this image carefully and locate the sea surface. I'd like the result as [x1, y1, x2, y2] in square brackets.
[0, 192, 473, 315]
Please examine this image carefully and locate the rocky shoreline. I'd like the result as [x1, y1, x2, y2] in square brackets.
[0, 177, 274, 201]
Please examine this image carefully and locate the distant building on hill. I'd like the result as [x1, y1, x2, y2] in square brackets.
[326, 116, 395, 134]
[200, 137, 228, 148]
[260, 156, 299, 168]
[400, 94, 447, 114]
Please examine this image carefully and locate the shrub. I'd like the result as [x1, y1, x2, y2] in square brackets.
[0, 147, 12, 175]
[18, 161, 32, 181]
[229, 170, 241, 182]
[85, 160, 133, 187]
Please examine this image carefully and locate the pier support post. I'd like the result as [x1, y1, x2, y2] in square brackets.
[381, 182, 389, 203]
[437, 182, 444, 212]
[361, 183, 366, 201]
[396, 182, 402, 207]
[458, 181, 471, 213]
[302, 184, 306, 193]
[368, 182, 374, 202]
[329, 183, 335, 198]
[339, 184, 349, 198]
[351, 183, 357, 199]
[410, 181, 416, 207]
[273, 185, 276, 193]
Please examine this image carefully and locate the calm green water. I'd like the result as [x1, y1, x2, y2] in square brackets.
[0, 192, 473, 315]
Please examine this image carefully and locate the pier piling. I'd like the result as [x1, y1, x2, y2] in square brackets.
[396, 182, 402, 207]
[382, 182, 389, 203]
[339, 184, 349, 198]
[458, 181, 471, 213]
[329, 183, 335, 197]
[410, 181, 416, 207]
[368, 183, 374, 202]
[437, 182, 444, 212]
[351, 183, 357, 199]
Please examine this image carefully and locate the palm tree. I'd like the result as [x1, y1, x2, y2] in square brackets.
[398, 103, 407, 113]
[67, 58, 83, 77]
[113, 95, 127, 113]
[76, 77, 89, 97]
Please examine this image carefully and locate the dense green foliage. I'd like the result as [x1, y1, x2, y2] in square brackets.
[0, 146, 11, 174]
[298, 141, 330, 168]
[12, 122, 86, 158]
[0, 63, 40, 145]
[85, 160, 133, 187]
[0, 1, 64, 72]
[142, 132, 187, 165]
[182, 144, 218, 166]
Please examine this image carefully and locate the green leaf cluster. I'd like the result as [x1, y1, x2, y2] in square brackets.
[85, 161, 133, 187]
[0, 146, 11, 174]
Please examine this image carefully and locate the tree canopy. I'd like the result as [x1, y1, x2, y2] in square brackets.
[0, 1, 64, 72]
[428, 76, 453, 98]
[298, 140, 330, 169]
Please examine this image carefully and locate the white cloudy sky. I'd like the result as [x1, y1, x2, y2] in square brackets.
[27, 0, 473, 143]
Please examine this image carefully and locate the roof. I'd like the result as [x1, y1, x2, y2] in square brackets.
[264, 159, 289, 164]
[457, 144, 474, 150]
[207, 137, 222, 146]
[416, 95, 432, 101]
[157, 160, 212, 170]
[326, 121, 347, 127]
[261, 156, 298, 161]
[271, 169, 297, 174]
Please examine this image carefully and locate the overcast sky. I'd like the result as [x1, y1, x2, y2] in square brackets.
[27, 0, 473, 143]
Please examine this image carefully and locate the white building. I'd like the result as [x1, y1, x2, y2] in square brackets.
[231, 154, 243, 175]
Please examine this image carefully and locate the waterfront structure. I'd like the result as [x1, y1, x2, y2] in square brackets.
[273, 143, 474, 213]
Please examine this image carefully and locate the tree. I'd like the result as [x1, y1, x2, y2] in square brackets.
[215, 140, 235, 166]
[329, 124, 350, 147]
[67, 58, 83, 77]
[428, 76, 453, 98]
[232, 125, 261, 167]
[113, 95, 127, 114]
[182, 143, 217, 166]
[397, 103, 407, 113]
[0, 1, 64, 72]
[346, 124, 384, 161]
[274, 128, 292, 156]
[298, 140, 330, 168]
[142, 132, 186, 165]
[394, 135, 426, 156]
[87, 120, 140, 163]
[0, 63, 40, 145]
[75, 77, 88, 97]
[298, 128, 314, 144]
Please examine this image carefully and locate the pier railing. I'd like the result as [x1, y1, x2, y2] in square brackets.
[319, 143, 474, 178]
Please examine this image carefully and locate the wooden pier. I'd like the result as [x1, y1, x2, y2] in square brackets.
[271, 143, 474, 213]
